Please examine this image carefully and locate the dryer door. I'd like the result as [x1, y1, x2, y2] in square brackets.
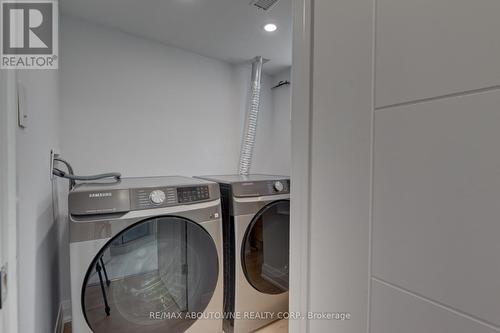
[241, 200, 290, 294]
[82, 216, 219, 333]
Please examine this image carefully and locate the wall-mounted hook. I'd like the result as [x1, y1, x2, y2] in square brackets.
[271, 80, 291, 89]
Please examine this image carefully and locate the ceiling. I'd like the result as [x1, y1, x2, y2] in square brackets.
[61, 0, 292, 75]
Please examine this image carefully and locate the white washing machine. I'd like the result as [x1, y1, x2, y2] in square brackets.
[68, 177, 223, 333]
[196, 175, 290, 333]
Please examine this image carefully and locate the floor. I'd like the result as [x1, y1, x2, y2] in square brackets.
[255, 319, 288, 333]
[63, 319, 287, 333]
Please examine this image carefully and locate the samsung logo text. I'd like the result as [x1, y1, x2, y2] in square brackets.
[89, 193, 113, 198]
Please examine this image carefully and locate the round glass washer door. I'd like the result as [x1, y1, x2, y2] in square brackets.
[241, 200, 290, 294]
[82, 216, 219, 333]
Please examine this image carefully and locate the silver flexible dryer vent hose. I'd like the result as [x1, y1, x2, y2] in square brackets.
[239, 56, 264, 175]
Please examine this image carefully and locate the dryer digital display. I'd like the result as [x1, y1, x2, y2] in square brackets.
[177, 186, 210, 203]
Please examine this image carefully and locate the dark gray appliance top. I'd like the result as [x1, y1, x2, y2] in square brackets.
[69, 176, 220, 217]
[71, 176, 209, 192]
[195, 174, 288, 184]
[196, 174, 290, 197]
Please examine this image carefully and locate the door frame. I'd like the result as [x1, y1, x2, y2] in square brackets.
[290, 0, 312, 332]
[0, 3, 313, 332]
[0, 69, 18, 333]
[240, 199, 290, 295]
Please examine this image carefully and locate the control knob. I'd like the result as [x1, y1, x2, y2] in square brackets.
[273, 181, 285, 192]
[149, 190, 166, 205]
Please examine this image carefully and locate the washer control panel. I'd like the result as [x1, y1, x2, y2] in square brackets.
[68, 177, 220, 217]
[132, 187, 177, 209]
[131, 185, 211, 210]
[177, 186, 210, 203]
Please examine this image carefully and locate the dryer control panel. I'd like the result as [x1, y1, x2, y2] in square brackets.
[232, 179, 290, 197]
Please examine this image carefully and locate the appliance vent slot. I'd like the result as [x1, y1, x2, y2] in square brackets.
[250, 0, 280, 11]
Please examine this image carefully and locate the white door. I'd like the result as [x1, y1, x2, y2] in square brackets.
[0, 70, 18, 333]
[292, 0, 500, 332]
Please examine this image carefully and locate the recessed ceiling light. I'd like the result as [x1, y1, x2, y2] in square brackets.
[263, 23, 278, 32]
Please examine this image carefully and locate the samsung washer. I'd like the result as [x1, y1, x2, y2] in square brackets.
[68, 177, 223, 333]
[196, 175, 290, 333]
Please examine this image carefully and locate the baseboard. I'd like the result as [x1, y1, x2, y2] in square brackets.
[62, 299, 72, 323]
[54, 300, 72, 333]
[54, 303, 64, 333]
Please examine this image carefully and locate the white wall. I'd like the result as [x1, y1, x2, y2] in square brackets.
[16, 68, 62, 333]
[61, 16, 243, 176]
[299, 0, 500, 332]
[253, 69, 291, 176]
[0, 70, 7, 333]
[60, 16, 289, 178]
[0, 66, 18, 333]
[59, 15, 291, 304]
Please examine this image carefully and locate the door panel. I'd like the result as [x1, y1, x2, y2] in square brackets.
[373, 91, 500, 327]
[82, 216, 219, 333]
[376, 0, 500, 107]
[242, 200, 290, 294]
[371, 280, 498, 333]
